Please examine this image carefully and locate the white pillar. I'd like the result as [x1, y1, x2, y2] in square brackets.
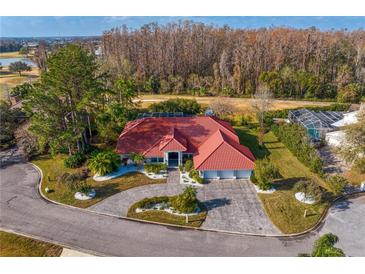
[178, 151, 182, 166]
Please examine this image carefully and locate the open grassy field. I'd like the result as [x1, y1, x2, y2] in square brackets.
[235, 126, 328, 234]
[0, 231, 62, 257]
[0, 51, 23, 58]
[0, 66, 39, 100]
[32, 155, 166, 208]
[136, 94, 333, 116]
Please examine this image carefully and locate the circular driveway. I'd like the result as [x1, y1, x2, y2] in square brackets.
[0, 162, 364, 256]
[88, 170, 279, 235]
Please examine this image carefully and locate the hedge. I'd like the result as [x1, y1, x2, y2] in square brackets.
[272, 123, 323, 174]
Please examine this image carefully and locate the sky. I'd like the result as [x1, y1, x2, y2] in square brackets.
[0, 16, 364, 37]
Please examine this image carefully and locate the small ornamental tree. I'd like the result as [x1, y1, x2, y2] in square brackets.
[184, 159, 193, 172]
[254, 157, 280, 190]
[311, 233, 345, 257]
[87, 151, 121, 176]
[294, 180, 323, 203]
[10, 82, 33, 99]
[8, 61, 31, 76]
[170, 186, 199, 213]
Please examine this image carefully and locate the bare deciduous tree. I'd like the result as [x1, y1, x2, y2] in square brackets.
[251, 84, 273, 146]
[209, 97, 236, 119]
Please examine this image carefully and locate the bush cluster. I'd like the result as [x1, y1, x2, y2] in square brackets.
[253, 157, 280, 190]
[137, 196, 170, 209]
[272, 123, 323, 174]
[64, 152, 86, 168]
[170, 186, 199, 213]
[58, 171, 90, 192]
[144, 163, 167, 174]
[326, 175, 348, 196]
[311, 233, 345, 257]
[148, 98, 201, 114]
[87, 151, 121, 176]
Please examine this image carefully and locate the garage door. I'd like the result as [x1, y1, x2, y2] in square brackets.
[204, 170, 218, 179]
[219, 170, 235, 179]
[236, 170, 252, 179]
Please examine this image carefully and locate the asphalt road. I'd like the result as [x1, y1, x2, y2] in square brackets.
[1, 162, 364, 256]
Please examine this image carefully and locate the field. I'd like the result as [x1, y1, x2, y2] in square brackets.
[32, 155, 166, 208]
[136, 94, 333, 116]
[0, 231, 62, 257]
[235, 126, 328, 234]
[0, 66, 39, 100]
[0, 51, 24, 58]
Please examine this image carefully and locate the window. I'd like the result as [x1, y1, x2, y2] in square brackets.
[150, 157, 164, 163]
[182, 153, 193, 164]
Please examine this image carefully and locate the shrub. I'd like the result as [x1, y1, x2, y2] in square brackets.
[57, 172, 87, 191]
[272, 123, 323, 174]
[137, 196, 170, 209]
[130, 152, 145, 165]
[311, 233, 345, 257]
[144, 163, 167, 174]
[327, 175, 348, 195]
[87, 151, 121, 176]
[294, 180, 323, 203]
[254, 157, 280, 190]
[184, 160, 193, 172]
[355, 157, 365, 173]
[170, 186, 199, 213]
[64, 153, 86, 168]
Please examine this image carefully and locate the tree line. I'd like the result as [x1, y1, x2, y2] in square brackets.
[101, 21, 365, 101]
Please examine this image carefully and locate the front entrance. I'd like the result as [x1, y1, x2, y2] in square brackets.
[168, 152, 179, 167]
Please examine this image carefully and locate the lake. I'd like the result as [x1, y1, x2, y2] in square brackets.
[0, 57, 36, 67]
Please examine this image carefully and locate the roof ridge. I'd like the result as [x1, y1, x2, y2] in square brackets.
[119, 118, 147, 138]
[159, 127, 187, 151]
[208, 116, 236, 134]
[218, 129, 255, 163]
[143, 136, 165, 156]
[194, 139, 225, 170]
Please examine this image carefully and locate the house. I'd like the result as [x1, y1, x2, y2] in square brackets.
[116, 115, 255, 179]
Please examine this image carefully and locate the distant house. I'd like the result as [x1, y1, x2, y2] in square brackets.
[116, 115, 255, 179]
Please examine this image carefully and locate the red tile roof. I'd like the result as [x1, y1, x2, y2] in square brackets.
[116, 116, 255, 170]
[193, 129, 255, 170]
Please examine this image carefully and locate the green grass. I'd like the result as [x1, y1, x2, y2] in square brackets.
[32, 154, 166, 208]
[0, 231, 62, 257]
[235, 126, 328, 234]
[128, 199, 207, 227]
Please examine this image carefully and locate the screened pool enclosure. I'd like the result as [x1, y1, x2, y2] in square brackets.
[288, 109, 344, 140]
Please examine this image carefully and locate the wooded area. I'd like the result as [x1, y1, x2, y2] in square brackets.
[101, 22, 365, 100]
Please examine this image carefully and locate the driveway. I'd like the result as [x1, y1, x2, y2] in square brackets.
[198, 180, 279, 234]
[89, 170, 279, 235]
[1, 160, 364, 256]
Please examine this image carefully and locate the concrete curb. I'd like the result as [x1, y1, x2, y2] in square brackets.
[32, 162, 365, 239]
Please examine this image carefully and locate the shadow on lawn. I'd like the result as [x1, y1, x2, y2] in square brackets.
[273, 177, 307, 190]
[93, 182, 123, 198]
[234, 127, 269, 159]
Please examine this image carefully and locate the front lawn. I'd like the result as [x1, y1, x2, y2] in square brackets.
[32, 155, 166, 208]
[0, 231, 62, 257]
[235, 126, 329, 234]
[127, 199, 207, 228]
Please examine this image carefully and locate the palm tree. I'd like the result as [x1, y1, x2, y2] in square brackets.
[87, 151, 121, 176]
